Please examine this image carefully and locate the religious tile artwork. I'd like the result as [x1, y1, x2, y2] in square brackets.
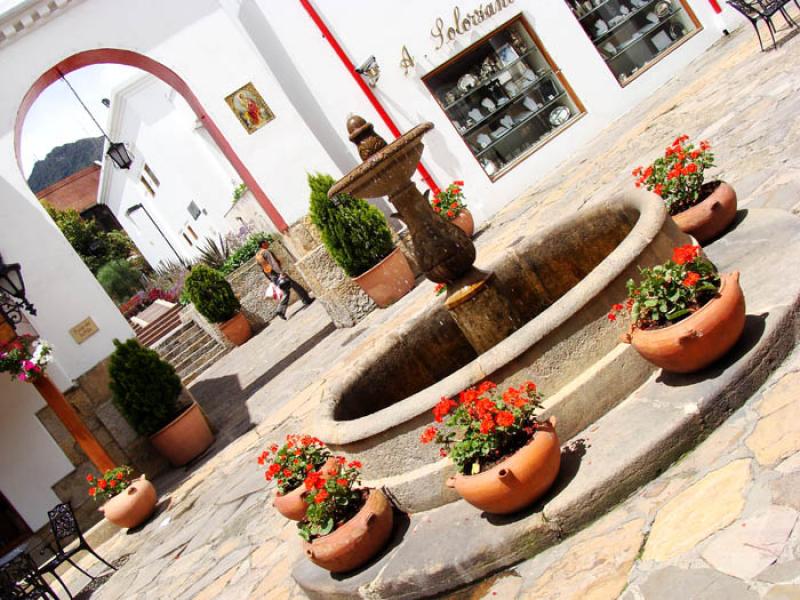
[225, 82, 275, 134]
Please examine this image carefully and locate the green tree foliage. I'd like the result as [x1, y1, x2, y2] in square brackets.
[219, 232, 274, 275]
[307, 173, 394, 277]
[108, 339, 182, 437]
[43, 203, 133, 274]
[183, 264, 240, 323]
[97, 259, 143, 304]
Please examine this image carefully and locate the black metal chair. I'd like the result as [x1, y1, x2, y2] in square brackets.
[727, 0, 799, 50]
[36, 503, 116, 599]
[0, 550, 59, 600]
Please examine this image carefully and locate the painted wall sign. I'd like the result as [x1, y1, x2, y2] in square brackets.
[69, 317, 98, 344]
[225, 82, 275, 134]
[431, 0, 515, 50]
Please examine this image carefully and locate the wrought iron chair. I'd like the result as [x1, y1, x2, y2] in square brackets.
[36, 503, 116, 597]
[727, 0, 798, 50]
[0, 550, 59, 600]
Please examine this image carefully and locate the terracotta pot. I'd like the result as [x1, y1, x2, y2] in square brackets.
[624, 272, 745, 373]
[671, 181, 737, 243]
[149, 400, 215, 466]
[273, 458, 338, 521]
[446, 417, 561, 514]
[303, 488, 394, 573]
[352, 248, 415, 308]
[450, 209, 475, 238]
[99, 475, 157, 529]
[219, 311, 252, 346]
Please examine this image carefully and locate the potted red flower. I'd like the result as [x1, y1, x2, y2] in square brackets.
[431, 180, 473, 237]
[421, 380, 560, 514]
[260, 434, 336, 521]
[0, 335, 52, 382]
[87, 466, 157, 529]
[612, 244, 745, 373]
[632, 136, 737, 242]
[299, 457, 394, 573]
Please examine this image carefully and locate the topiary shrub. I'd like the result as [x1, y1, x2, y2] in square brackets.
[308, 173, 394, 277]
[108, 339, 182, 437]
[183, 264, 240, 323]
[97, 259, 143, 304]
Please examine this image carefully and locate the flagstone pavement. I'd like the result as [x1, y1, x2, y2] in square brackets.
[58, 19, 800, 600]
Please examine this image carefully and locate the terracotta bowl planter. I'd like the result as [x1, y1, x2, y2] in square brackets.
[303, 488, 394, 573]
[446, 417, 561, 514]
[219, 311, 252, 346]
[449, 209, 475, 238]
[149, 400, 215, 467]
[624, 272, 746, 373]
[99, 475, 158, 529]
[671, 181, 737, 243]
[273, 458, 338, 521]
[353, 248, 415, 308]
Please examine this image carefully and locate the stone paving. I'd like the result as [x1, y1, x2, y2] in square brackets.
[55, 20, 800, 600]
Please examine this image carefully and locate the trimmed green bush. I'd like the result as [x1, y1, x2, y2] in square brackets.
[184, 264, 240, 323]
[219, 232, 274, 275]
[97, 259, 142, 304]
[108, 339, 182, 437]
[308, 173, 394, 278]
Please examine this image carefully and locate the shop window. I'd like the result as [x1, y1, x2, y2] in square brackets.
[423, 15, 585, 181]
[187, 201, 201, 220]
[566, 0, 701, 86]
[139, 176, 155, 197]
[140, 163, 160, 197]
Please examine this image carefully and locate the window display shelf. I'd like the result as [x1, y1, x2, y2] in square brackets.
[607, 7, 684, 59]
[591, 0, 660, 44]
[578, 0, 616, 21]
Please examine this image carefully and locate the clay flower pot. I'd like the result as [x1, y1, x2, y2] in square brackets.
[273, 458, 338, 521]
[449, 209, 475, 238]
[352, 248, 415, 308]
[446, 417, 561, 514]
[624, 272, 745, 373]
[303, 488, 394, 573]
[219, 311, 252, 346]
[149, 400, 215, 467]
[671, 181, 737, 243]
[99, 475, 158, 529]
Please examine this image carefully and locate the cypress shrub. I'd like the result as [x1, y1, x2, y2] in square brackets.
[308, 173, 394, 277]
[97, 259, 142, 304]
[108, 339, 182, 437]
[184, 264, 240, 323]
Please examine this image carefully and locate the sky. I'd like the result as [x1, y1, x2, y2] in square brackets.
[20, 63, 141, 177]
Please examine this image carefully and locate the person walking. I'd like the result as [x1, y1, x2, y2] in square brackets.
[256, 239, 314, 320]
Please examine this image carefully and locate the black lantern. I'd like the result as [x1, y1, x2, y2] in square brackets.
[0, 253, 36, 322]
[106, 142, 134, 170]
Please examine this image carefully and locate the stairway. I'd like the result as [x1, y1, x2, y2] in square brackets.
[150, 321, 229, 385]
[131, 301, 182, 347]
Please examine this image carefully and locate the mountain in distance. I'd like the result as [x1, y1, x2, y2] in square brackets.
[27, 136, 104, 194]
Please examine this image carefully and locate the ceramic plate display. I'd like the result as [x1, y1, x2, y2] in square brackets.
[496, 43, 519, 66]
[477, 133, 492, 148]
[481, 97, 496, 112]
[522, 96, 540, 112]
[481, 158, 498, 175]
[458, 73, 478, 92]
[646, 11, 659, 23]
[548, 106, 571, 127]
[468, 108, 484, 122]
[490, 126, 509, 140]
[595, 19, 609, 35]
[602, 41, 617, 55]
[654, 0, 671, 17]
[496, 96, 510, 106]
[500, 115, 515, 128]
[522, 68, 537, 82]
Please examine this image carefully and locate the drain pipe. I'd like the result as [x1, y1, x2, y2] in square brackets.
[298, 0, 440, 195]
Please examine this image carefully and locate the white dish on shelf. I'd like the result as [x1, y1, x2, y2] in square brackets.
[522, 96, 540, 112]
[603, 41, 616, 54]
[490, 126, 509, 140]
[646, 11, 659, 23]
[548, 106, 571, 127]
[481, 97, 496, 112]
[500, 115, 515, 129]
[468, 108, 484, 122]
[476, 133, 492, 149]
[458, 73, 478, 92]
[496, 96, 510, 106]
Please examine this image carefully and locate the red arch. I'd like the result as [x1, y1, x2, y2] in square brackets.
[15, 48, 288, 231]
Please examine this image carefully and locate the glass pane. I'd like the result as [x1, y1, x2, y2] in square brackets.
[424, 17, 583, 180]
[566, 0, 699, 84]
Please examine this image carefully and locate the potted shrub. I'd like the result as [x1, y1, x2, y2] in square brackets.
[299, 457, 394, 573]
[633, 135, 737, 243]
[184, 264, 252, 345]
[421, 380, 560, 514]
[259, 434, 336, 521]
[109, 339, 214, 466]
[87, 466, 157, 529]
[431, 180, 474, 237]
[611, 244, 746, 373]
[308, 173, 414, 308]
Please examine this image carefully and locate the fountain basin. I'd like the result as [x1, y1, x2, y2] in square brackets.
[313, 190, 690, 511]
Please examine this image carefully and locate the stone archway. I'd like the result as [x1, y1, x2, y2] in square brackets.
[15, 48, 288, 232]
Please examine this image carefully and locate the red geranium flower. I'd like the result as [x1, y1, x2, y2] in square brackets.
[682, 272, 701, 287]
[672, 244, 700, 265]
[420, 426, 438, 444]
[496, 411, 515, 427]
[314, 489, 329, 504]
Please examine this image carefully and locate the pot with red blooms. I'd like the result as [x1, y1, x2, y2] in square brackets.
[260, 434, 336, 521]
[431, 180, 474, 237]
[299, 458, 394, 574]
[611, 244, 745, 373]
[421, 380, 561, 515]
[632, 135, 737, 243]
[88, 466, 157, 529]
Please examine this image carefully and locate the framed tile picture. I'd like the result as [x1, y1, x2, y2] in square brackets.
[225, 82, 275, 134]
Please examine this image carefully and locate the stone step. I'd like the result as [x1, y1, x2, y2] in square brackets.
[135, 305, 183, 347]
[171, 339, 223, 374]
[180, 346, 229, 385]
[160, 330, 215, 364]
[151, 322, 201, 354]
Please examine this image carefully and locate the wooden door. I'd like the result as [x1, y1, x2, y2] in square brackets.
[0, 490, 30, 556]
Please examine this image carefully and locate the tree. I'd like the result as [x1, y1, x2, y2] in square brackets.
[97, 259, 143, 304]
[307, 173, 394, 277]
